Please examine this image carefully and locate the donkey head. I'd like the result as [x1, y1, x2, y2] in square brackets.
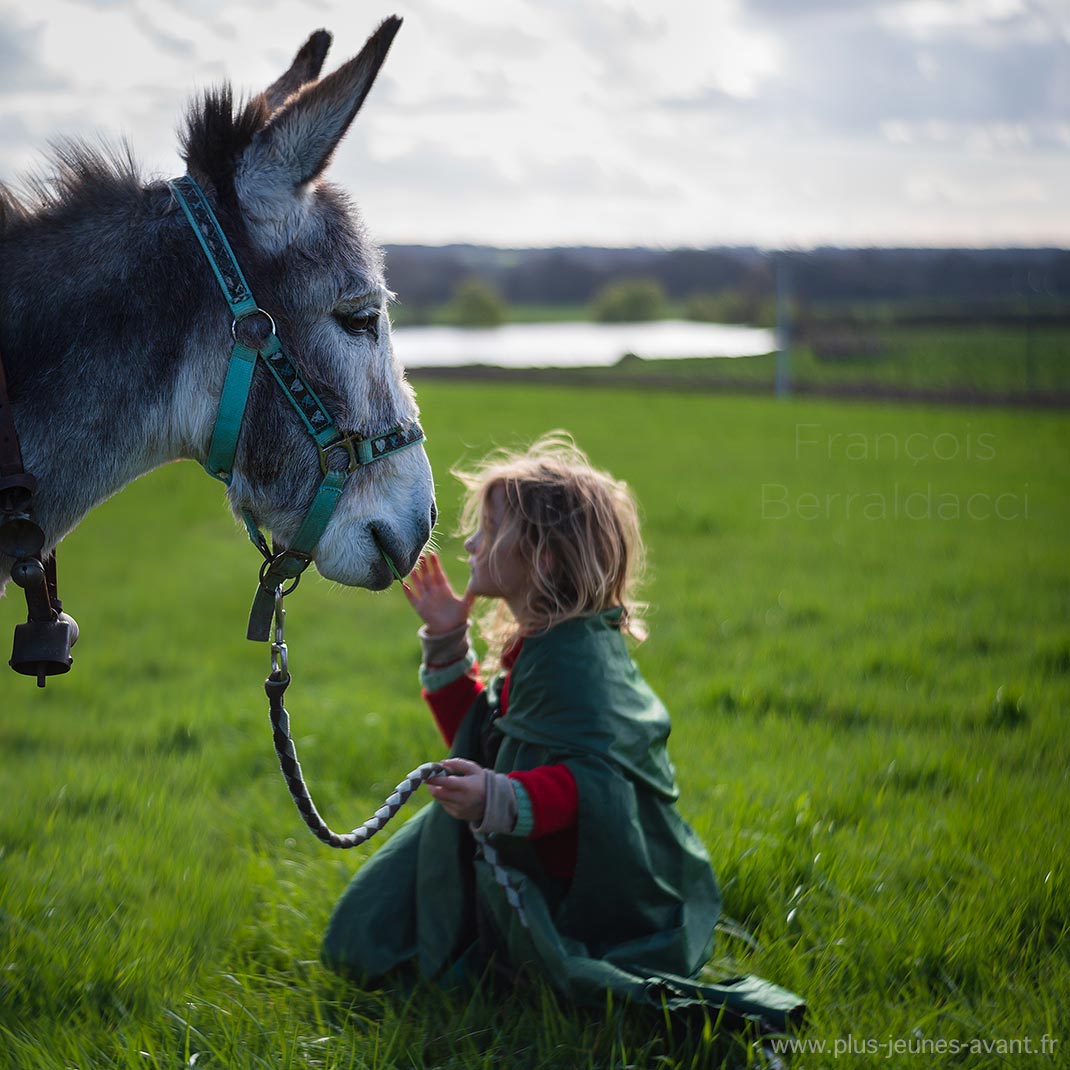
[179, 18, 434, 590]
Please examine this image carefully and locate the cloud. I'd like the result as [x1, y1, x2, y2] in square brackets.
[0, 114, 33, 146]
[656, 86, 752, 111]
[905, 170, 1047, 207]
[0, 19, 72, 91]
[0, 0, 1066, 246]
[377, 67, 519, 115]
[742, 0, 884, 15]
[736, 2, 1067, 137]
[127, 7, 199, 58]
[342, 136, 518, 199]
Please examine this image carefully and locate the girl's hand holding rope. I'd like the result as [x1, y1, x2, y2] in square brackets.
[426, 758, 486, 822]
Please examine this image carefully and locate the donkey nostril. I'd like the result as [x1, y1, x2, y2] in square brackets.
[429, 501, 439, 529]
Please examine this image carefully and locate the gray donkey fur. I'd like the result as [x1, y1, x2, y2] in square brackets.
[0, 17, 435, 598]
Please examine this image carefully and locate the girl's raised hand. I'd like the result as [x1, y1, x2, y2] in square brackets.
[402, 552, 475, 634]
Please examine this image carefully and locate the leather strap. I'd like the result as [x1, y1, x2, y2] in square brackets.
[0, 350, 35, 498]
[168, 174, 257, 318]
[204, 341, 258, 482]
[0, 348, 65, 651]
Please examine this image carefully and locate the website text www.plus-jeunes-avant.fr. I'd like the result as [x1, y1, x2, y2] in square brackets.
[766, 1034, 1059, 1060]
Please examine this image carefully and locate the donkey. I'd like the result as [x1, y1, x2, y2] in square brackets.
[0, 19, 434, 615]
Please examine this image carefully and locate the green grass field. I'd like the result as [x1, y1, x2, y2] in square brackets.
[1, 384, 1068, 1068]
[555, 325, 1069, 397]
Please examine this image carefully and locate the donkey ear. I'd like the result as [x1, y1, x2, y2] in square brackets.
[241, 17, 400, 193]
[262, 30, 333, 113]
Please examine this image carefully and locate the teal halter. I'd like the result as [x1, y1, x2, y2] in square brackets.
[167, 174, 424, 641]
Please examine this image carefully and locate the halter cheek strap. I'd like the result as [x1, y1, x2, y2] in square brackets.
[167, 174, 424, 641]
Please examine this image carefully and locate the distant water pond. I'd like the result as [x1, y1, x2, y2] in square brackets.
[394, 319, 775, 369]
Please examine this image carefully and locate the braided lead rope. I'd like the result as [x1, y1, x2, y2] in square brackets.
[265, 672, 528, 926]
[267, 678, 442, 848]
[472, 828, 529, 928]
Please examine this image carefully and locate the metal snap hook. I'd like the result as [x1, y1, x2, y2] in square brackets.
[270, 639, 288, 677]
[270, 586, 289, 677]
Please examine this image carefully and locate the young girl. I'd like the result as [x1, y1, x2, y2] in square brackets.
[322, 434, 803, 1028]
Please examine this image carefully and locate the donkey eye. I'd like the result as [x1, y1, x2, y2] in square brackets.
[334, 308, 379, 338]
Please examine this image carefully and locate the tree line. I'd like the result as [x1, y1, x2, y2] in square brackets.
[383, 245, 1069, 327]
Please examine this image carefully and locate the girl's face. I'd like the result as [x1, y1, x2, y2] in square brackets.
[464, 483, 531, 611]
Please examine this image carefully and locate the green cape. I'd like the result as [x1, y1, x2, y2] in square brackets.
[322, 610, 804, 1030]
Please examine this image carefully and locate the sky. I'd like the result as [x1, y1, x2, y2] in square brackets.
[1, 0, 1067, 249]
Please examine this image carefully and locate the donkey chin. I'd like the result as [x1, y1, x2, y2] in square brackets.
[301, 474, 436, 591]
[311, 523, 422, 591]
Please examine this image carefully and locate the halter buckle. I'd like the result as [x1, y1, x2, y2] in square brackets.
[318, 432, 360, 476]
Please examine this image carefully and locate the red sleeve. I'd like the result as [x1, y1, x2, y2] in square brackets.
[422, 664, 484, 747]
[509, 764, 578, 837]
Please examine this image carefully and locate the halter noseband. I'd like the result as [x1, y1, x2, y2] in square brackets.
[167, 174, 424, 641]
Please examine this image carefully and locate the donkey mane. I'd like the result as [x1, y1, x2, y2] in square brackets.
[0, 86, 271, 237]
[180, 86, 271, 205]
[0, 140, 143, 234]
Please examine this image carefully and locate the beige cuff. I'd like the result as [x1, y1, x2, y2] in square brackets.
[473, 770, 518, 836]
[418, 621, 472, 668]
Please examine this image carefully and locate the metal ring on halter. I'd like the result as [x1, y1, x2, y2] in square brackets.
[231, 307, 277, 342]
[258, 555, 304, 597]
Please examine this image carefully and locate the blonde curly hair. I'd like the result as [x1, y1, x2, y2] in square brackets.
[453, 432, 647, 667]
